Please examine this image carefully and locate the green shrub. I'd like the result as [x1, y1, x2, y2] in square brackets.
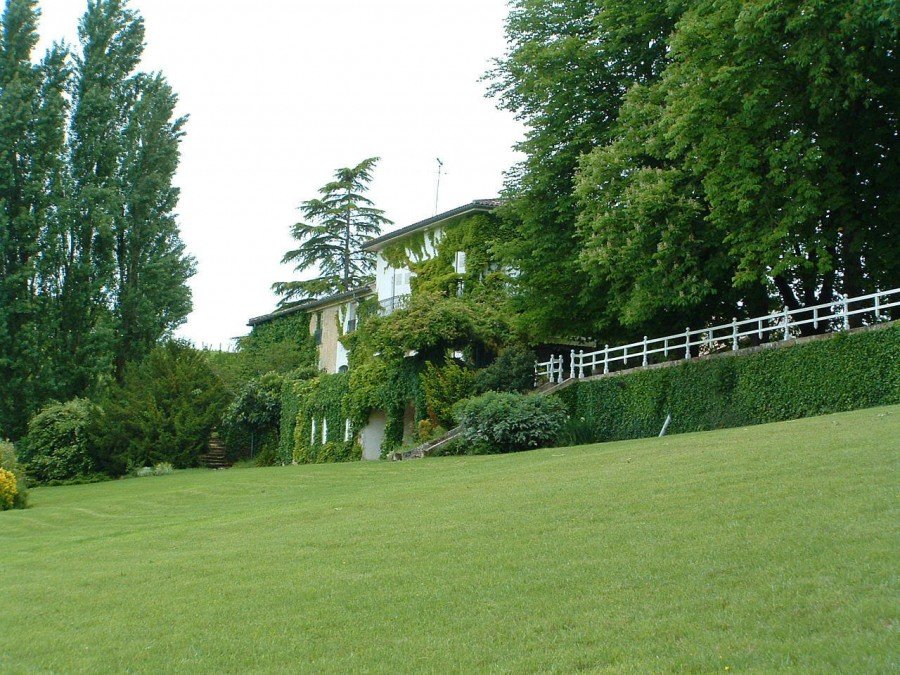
[0, 441, 28, 509]
[553, 324, 900, 443]
[19, 399, 102, 484]
[221, 372, 284, 461]
[97, 341, 230, 472]
[474, 344, 538, 394]
[421, 358, 476, 427]
[453, 391, 567, 454]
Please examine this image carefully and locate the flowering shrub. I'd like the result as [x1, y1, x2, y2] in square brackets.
[0, 468, 18, 510]
[0, 441, 27, 509]
[134, 462, 174, 478]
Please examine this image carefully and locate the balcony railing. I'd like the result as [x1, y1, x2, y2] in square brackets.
[379, 294, 410, 316]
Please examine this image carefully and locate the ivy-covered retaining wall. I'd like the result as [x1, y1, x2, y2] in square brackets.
[553, 323, 899, 443]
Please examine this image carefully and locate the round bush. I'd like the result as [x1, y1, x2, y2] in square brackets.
[453, 391, 567, 454]
[20, 399, 100, 484]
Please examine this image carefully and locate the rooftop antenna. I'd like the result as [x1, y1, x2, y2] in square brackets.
[434, 158, 444, 215]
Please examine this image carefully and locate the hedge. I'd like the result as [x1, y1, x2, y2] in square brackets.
[553, 324, 900, 443]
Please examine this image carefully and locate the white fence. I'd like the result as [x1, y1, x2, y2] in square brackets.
[536, 287, 899, 385]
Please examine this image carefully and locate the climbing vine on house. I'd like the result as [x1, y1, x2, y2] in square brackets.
[289, 372, 362, 464]
[338, 212, 528, 454]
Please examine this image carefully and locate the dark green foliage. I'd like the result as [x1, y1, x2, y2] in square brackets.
[0, 0, 194, 438]
[421, 359, 476, 428]
[474, 344, 537, 394]
[19, 398, 101, 484]
[274, 157, 391, 304]
[0, 0, 71, 438]
[553, 325, 900, 443]
[453, 391, 567, 455]
[96, 342, 229, 472]
[0, 439, 28, 508]
[576, 0, 897, 323]
[207, 314, 318, 397]
[220, 372, 283, 464]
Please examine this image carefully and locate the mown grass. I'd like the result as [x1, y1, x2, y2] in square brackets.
[1, 406, 897, 672]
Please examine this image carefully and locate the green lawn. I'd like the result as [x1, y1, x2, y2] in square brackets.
[1, 407, 898, 672]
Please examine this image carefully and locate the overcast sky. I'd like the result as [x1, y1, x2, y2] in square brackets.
[36, 0, 523, 348]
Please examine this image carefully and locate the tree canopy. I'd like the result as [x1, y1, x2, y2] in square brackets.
[488, 0, 898, 341]
[0, 0, 194, 439]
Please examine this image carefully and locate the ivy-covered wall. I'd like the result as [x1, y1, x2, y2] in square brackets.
[284, 372, 362, 463]
[553, 324, 900, 443]
[241, 311, 319, 375]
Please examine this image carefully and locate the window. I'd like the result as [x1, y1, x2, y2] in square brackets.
[454, 251, 467, 274]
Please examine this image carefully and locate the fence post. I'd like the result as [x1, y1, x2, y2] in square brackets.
[685, 327, 691, 359]
[623, 345, 628, 365]
[841, 295, 850, 330]
[732, 318, 738, 350]
[813, 306, 818, 330]
[603, 345, 609, 374]
[578, 349, 585, 379]
[782, 307, 790, 341]
[758, 318, 763, 340]
[875, 293, 881, 319]
[642, 336, 648, 367]
[664, 337, 668, 357]
[557, 355, 564, 383]
[570, 349, 576, 381]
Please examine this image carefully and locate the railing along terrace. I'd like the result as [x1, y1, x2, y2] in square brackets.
[535, 288, 899, 385]
[379, 294, 410, 316]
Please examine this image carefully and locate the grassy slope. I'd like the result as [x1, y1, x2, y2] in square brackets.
[1, 406, 897, 672]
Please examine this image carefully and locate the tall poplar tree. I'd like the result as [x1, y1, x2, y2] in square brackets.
[67, 0, 194, 382]
[0, 0, 194, 437]
[0, 0, 69, 437]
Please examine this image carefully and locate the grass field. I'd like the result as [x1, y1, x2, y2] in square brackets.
[1, 406, 898, 672]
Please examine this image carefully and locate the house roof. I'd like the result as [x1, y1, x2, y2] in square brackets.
[361, 198, 502, 252]
[247, 285, 375, 327]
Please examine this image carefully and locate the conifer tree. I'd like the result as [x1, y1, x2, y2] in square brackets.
[274, 157, 391, 304]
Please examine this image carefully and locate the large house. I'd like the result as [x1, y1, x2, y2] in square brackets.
[248, 199, 502, 458]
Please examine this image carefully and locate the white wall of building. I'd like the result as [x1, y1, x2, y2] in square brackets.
[373, 225, 444, 304]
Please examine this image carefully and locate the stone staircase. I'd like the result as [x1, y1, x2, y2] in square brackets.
[199, 432, 232, 469]
[392, 426, 463, 460]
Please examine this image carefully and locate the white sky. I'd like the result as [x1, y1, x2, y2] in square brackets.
[35, 0, 523, 348]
